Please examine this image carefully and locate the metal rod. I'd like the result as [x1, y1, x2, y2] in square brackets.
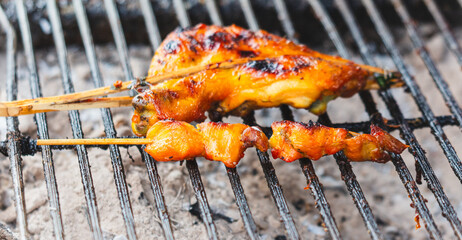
[273, 1, 343, 238]
[105, 1, 175, 238]
[201, 6, 261, 238]
[225, 167, 260, 240]
[272, 0, 297, 41]
[103, 0, 134, 82]
[204, 0, 223, 26]
[0, 5, 28, 240]
[244, 114, 300, 240]
[14, 0, 65, 239]
[279, 106, 342, 240]
[139, 0, 162, 50]
[422, 0, 462, 67]
[73, 0, 137, 238]
[46, 0, 103, 238]
[305, 1, 383, 239]
[361, 0, 462, 184]
[392, 0, 462, 134]
[169, 5, 220, 239]
[142, 150, 175, 240]
[172, 0, 190, 28]
[238, 0, 259, 31]
[186, 160, 219, 240]
[338, 0, 453, 238]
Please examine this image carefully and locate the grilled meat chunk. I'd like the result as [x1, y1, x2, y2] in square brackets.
[131, 24, 400, 136]
[269, 121, 408, 162]
[144, 120, 268, 167]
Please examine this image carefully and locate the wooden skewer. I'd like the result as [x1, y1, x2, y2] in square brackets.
[0, 96, 133, 117]
[37, 138, 153, 146]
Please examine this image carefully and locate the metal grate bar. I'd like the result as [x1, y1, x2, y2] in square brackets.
[225, 167, 259, 240]
[172, 0, 191, 28]
[201, 5, 260, 239]
[306, 1, 384, 238]
[14, 0, 65, 239]
[389, 2, 462, 236]
[361, 0, 462, 184]
[272, 0, 297, 41]
[169, 5, 220, 239]
[392, 0, 462, 133]
[422, 0, 462, 66]
[244, 114, 300, 240]
[139, 0, 162, 50]
[204, 0, 223, 26]
[0, 6, 28, 240]
[104, 1, 175, 239]
[46, 0, 103, 239]
[186, 160, 219, 240]
[279, 106, 342, 240]
[72, 0, 137, 238]
[238, 0, 259, 31]
[273, 2, 346, 238]
[141, 150, 175, 240]
[103, 0, 134, 82]
[336, 0, 453, 238]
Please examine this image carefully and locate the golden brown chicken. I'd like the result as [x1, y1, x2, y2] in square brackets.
[131, 24, 401, 136]
[269, 121, 408, 162]
[144, 120, 268, 167]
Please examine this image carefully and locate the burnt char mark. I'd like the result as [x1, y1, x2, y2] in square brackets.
[238, 50, 257, 58]
[245, 57, 312, 75]
[163, 40, 181, 54]
[204, 31, 230, 50]
[245, 59, 282, 74]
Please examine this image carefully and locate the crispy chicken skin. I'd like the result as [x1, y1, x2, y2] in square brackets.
[144, 120, 268, 168]
[132, 24, 395, 136]
[269, 121, 408, 162]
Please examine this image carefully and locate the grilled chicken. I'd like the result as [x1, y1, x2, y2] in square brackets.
[144, 120, 268, 167]
[131, 24, 401, 136]
[269, 121, 408, 162]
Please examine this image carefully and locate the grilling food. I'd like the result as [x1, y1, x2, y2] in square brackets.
[269, 121, 408, 162]
[131, 24, 402, 136]
[36, 120, 407, 166]
[144, 120, 269, 168]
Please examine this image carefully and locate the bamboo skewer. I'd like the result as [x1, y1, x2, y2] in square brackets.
[0, 96, 133, 117]
[37, 138, 153, 146]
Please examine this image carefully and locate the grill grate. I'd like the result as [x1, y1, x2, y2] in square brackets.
[1, 0, 462, 239]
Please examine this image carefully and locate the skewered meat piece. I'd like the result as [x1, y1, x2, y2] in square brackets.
[131, 24, 401, 136]
[269, 121, 408, 162]
[143, 119, 406, 167]
[144, 120, 268, 168]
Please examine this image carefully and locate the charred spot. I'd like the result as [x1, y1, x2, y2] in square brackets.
[245, 59, 282, 74]
[234, 30, 253, 42]
[238, 50, 257, 58]
[163, 40, 181, 54]
[204, 32, 229, 50]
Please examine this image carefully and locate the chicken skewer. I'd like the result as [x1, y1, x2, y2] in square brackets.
[131, 24, 402, 136]
[37, 120, 408, 167]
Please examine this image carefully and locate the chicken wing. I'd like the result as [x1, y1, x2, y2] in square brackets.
[131, 24, 401, 136]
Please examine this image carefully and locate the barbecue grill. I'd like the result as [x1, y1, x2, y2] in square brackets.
[0, 0, 461, 239]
